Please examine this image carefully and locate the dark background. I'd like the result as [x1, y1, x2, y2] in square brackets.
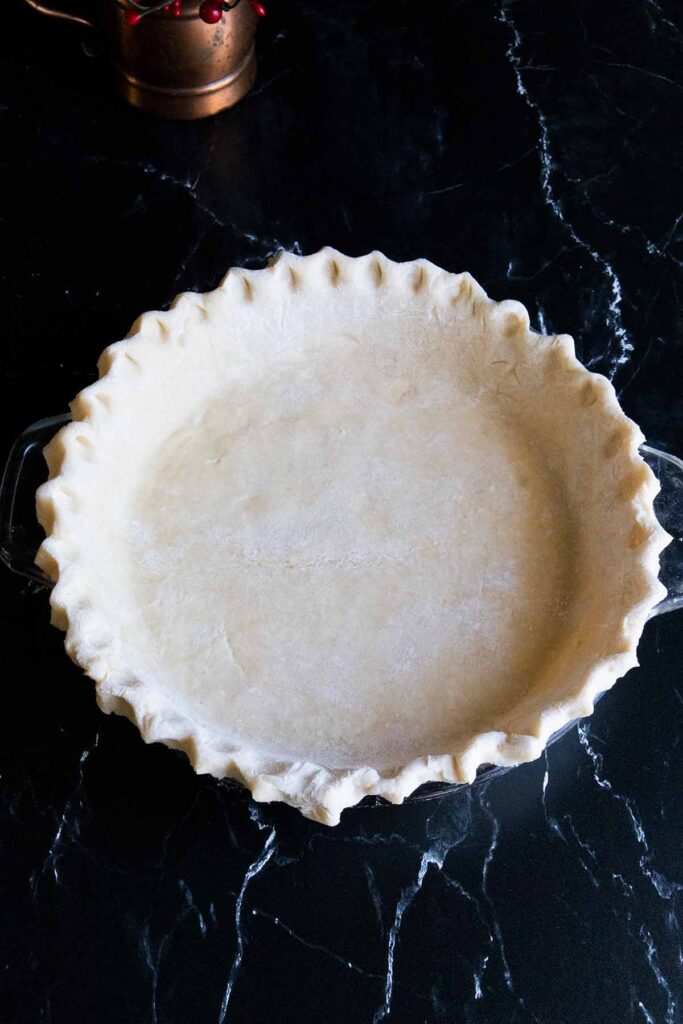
[1, 1, 682, 1022]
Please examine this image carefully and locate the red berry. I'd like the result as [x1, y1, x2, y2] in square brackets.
[123, 9, 142, 24]
[164, 3, 172, 9]
[171, 0, 182, 15]
[247, 0, 266, 15]
[199, 0, 221, 22]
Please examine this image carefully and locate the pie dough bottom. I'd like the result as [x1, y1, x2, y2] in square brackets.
[127, 343, 575, 768]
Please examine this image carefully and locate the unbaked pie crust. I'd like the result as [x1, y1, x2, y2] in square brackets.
[36, 249, 668, 823]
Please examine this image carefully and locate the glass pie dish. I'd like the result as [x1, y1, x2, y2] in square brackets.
[1, 252, 681, 820]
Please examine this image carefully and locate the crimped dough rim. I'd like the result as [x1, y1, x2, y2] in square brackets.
[35, 249, 669, 824]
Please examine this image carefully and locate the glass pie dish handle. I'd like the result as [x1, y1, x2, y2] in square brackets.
[0, 414, 71, 585]
[640, 444, 683, 617]
[1, 415, 683, 616]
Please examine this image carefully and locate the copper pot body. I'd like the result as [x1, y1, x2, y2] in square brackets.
[23, 0, 259, 119]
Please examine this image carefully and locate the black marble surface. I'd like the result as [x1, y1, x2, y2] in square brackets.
[2, 1, 682, 1021]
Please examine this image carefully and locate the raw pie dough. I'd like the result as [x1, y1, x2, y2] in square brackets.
[36, 249, 668, 823]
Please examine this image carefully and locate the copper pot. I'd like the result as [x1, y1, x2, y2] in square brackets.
[22, 0, 259, 119]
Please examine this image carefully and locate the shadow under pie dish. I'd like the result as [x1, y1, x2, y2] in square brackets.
[35, 248, 669, 824]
